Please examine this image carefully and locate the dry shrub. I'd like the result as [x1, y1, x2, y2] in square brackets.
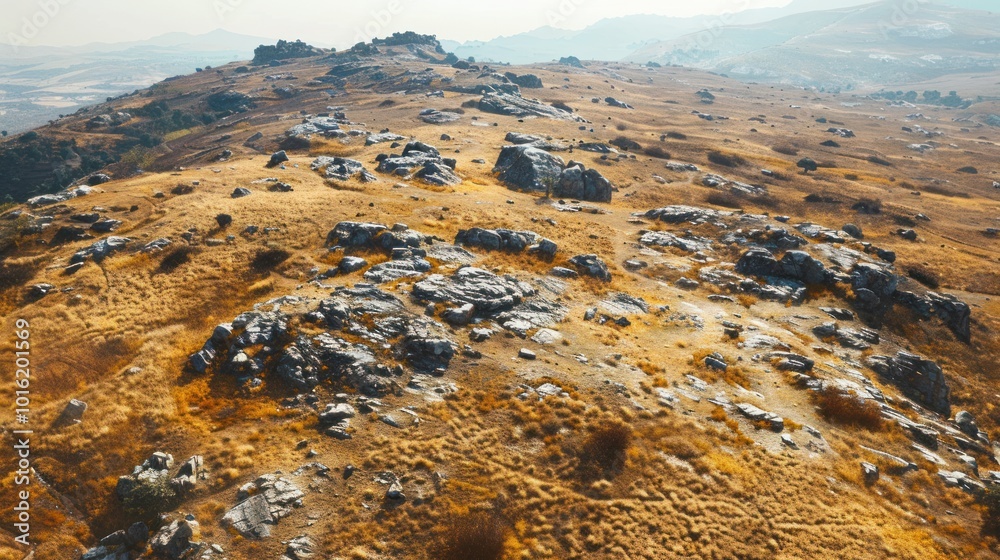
[279, 135, 311, 151]
[437, 512, 510, 560]
[250, 248, 291, 273]
[771, 144, 799, 156]
[844, 173, 860, 181]
[0, 261, 35, 292]
[615, 123, 628, 131]
[0, 208, 30, 256]
[378, 99, 396, 107]
[921, 183, 971, 198]
[813, 387, 884, 431]
[665, 131, 687, 140]
[704, 191, 743, 209]
[610, 136, 641, 151]
[580, 421, 633, 471]
[867, 155, 893, 167]
[158, 246, 197, 273]
[852, 198, 882, 214]
[551, 101, 573, 113]
[643, 145, 671, 159]
[707, 151, 747, 168]
[907, 265, 941, 289]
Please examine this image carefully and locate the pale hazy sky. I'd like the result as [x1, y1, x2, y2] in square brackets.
[2, 0, 800, 48]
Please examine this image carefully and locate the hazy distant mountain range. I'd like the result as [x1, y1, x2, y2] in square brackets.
[0, 30, 269, 134]
[442, 0, 998, 80]
[1, 0, 998, 133]
[626, 1, 1000, 89]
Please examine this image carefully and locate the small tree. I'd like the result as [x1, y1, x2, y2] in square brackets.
[122, 472, 177, 517]
[797, 157, 818, 174]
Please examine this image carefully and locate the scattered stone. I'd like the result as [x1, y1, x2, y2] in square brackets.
[266, 151, 289, 168]
[339, 256, 368, 274]
[735, 403, 784, 431]
[57, 398, 87, 424]
[861, 462, 879, 485]
[569, 254, 611, 282]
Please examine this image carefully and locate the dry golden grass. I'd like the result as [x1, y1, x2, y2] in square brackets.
[2, 53, 998, 560]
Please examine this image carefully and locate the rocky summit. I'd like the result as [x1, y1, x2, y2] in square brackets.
[1, 23, 1000, 560]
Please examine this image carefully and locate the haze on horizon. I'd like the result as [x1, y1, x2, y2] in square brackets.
[2, 0, 871, 49]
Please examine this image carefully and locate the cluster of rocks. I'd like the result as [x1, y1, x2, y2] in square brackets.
[115, 452, 205, 505]
[86, 111, 132, 129]
[311, 156, 377, 182]
[71, 236, 130, 265]
[478, 91, 584, 121]
[868, 352, 951, 414]
[455, 227, 557, 258]
[813, 322, 880, 350]
[413, 266, 567, 336]
[376, 141, 461, 186]
[643, 205, 726, 225]
[27, 185, 94, 208]
[504, 131, 568, 152]
[190, 286, 456, 394]
[503, 71, 543, 88]
[493, 145, 614, 202]
[702, 173, 768, 197]
[286, 115, 347, 140]
[420, 109, 462, 124]
[222, 473, 304, 538]
[639, 230, 713, 253]
[894, 290, 971, 343]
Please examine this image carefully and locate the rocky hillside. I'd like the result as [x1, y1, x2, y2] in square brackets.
[1, 35, 1000, 560]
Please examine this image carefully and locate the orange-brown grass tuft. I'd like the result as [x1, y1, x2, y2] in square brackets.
[158, 246, 198, 273]
[813, 387, 884, 431]
[249, 248, 291, 274]
[580, 421, 633, 472]
[707, 151, 747, 168]
[436, 511, 511, 560]
[771, 144, 799, 156]
[906, 265, 941, 290]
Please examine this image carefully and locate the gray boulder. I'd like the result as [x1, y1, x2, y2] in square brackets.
[71, 236, 130, 264]
[569, 254, 611, 282]
[867, 352, 950, 414]
[149, 520, 194, 559]
[493, 145, 564, 192]
[266, 151, 289, 168]
[339, 256, 368, 274]
[478, 92, 580, 120]
[555, 163, 613, 203]
[504, 72, 543, 88]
